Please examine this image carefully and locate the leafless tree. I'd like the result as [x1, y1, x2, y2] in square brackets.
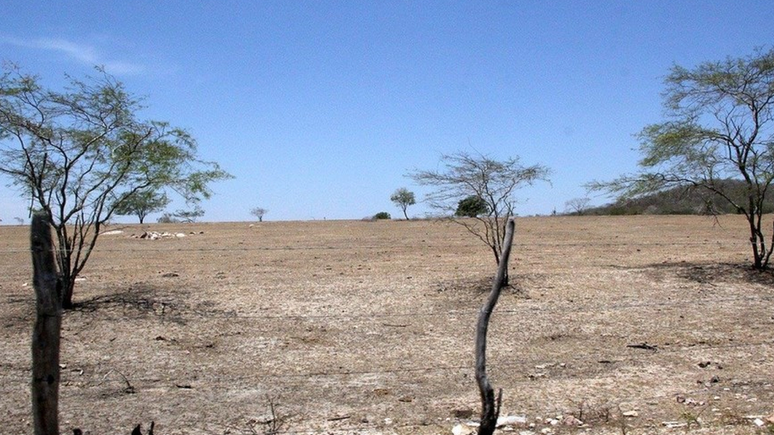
[409, 151, 549, 283]
[565, 197, 591, 215]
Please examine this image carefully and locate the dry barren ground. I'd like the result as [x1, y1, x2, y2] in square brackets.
[1, 215, 773, 435]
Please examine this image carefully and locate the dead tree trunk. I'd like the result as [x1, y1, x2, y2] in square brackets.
[475, 217, 515, 435]
[30, 214, 62, 435]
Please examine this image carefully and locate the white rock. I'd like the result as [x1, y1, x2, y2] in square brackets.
[101, 230, 124, 235]
[662, 421, 687, 428]
[561, 415, 583, 426]
[497, 415, 527, 426]
[175, 233, 186, 238]
[754, 418, 765, 427]
[622, 410, 639, 417]
[452, 423, 474, 435]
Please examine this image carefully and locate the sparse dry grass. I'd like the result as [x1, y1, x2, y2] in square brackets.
[0, 215, 772, 434]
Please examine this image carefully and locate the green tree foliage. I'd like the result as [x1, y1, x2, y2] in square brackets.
[173, 206, 205, 223]
[113, 189, 171, 223]
[589, 48, 774, 269]
[455, 195, 490, 217]
[373, 211, 391, 220]
[390, 187, 416, 220]
[587, 179, 774, 216]
[409, 151, 550, 276]
[0, 65, 232, 307]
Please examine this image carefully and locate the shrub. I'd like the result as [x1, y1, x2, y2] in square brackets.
[373, 212, 391, 220]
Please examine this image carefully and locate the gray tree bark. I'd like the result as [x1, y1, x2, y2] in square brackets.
[475, 217, 515, 435]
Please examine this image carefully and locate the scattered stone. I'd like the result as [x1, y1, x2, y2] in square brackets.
[137, 231, 195, 240]
[497, 415, 527, 427]
[452, 424, 474, 435]
[561, 415, 583, 426]
[622, 410, 638, 417]
[698, 361, 711, 368]
[100, 229, 124, 235]
[662, 421, 687, 428]
[161, 272, 179, 278]
[753, 418, 765, 427]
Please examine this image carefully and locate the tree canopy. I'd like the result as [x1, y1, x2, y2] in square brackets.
[390, 187, 416, 220]
[410, 151, 549, 273]
[0, 65, 232, 307]
[589, 48, 774, 269]
[455, 195, 490, 217]
[114, 189, 171, 223]
[250, 207, 268, 222]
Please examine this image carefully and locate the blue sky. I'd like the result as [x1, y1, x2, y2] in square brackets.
[1, 1, 773, 222]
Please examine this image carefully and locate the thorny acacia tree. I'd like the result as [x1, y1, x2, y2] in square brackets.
[0, 65, 232, 308]
[564, 197, 591, 215]
[410, 152, 549, 281]
[113, 188, 171, 223]
[390, 187, 415, 220]
[589, 48, 774, 269]
[250, 207, 268, 222]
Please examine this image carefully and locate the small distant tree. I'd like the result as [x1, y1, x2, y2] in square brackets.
[157, 212, 178, 224]
[250, 207, 268, 222]
[410, 151, 549, 283]
[373, 211, 391, 220]
[455, 195, 490, 217]
[173, 206, 204, 223]
[14, 217, 24, 225]
[589, 48, 774, 269]
[390, 188, 416, 220]
[114, 189, 171, 223]
[565, 197, 591, 215]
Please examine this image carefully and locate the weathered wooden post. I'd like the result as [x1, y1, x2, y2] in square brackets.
[30, 213, 62, 435]
[475, 217, 515, 435]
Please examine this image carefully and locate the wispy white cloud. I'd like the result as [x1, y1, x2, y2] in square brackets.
[0, 36, 145, 75]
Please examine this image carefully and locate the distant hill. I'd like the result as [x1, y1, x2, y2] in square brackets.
[586, 179, 774, 215]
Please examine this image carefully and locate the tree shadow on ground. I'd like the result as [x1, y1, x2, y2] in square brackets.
[71, 283, 237, 322]
[71, 283, 188, 324]
[436, 274, 533, 298]
[644, 261, 774, 287]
